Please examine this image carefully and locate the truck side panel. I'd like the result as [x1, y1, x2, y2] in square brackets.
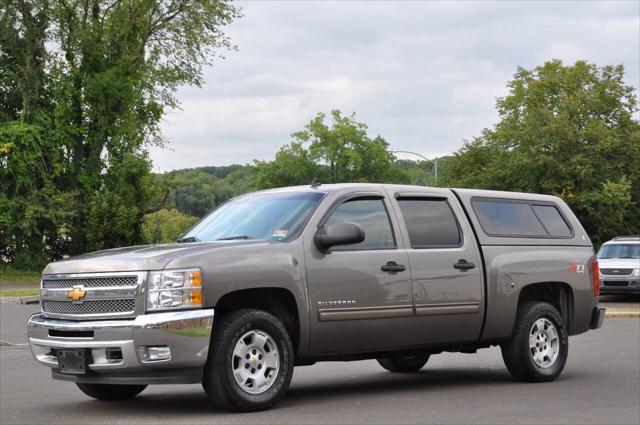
[480, 245, 597, 340]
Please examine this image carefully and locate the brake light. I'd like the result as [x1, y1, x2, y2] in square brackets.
[592, 259, 600, 296]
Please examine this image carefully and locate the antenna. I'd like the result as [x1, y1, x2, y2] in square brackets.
[310, 178, 321, 188]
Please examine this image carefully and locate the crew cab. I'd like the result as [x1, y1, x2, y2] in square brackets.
[27, 184, 604, 411]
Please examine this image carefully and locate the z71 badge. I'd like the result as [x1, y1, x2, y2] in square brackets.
[568, 264, 585, 273]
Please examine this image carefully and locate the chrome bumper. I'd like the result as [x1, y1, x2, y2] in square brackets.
[27, 309, 214, 385]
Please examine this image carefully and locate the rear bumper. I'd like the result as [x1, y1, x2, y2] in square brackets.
[590, 307, 605, 330]
[27, 309, 214, 385]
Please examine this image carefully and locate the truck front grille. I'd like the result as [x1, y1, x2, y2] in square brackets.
[600, 268, 633, 276]
[42, 299, 136, 315]
[42, 276, 138, 289]
[40, 272, 145, 319]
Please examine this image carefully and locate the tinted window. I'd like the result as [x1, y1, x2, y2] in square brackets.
[397, 199, 461, 247]
[325, 198, 395, 250]
[532, 205, 572, 236]
[472, 201, 547, 236]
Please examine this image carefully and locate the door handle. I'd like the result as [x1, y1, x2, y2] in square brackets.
[453, 259, 475, 271]
[381, 261, 406, 272]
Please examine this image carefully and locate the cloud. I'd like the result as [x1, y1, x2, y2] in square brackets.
[149, 0, 640, 171]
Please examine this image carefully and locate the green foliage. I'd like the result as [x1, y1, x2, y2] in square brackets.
[391, 159, 441, 186]
[0, 122, 74, 269]
[142, 209, 199, 244]
[1, 0, 239, 269]
[440, 60, 640, 245]
[255, 110, 406, 188]
[159, 165, 256, 218]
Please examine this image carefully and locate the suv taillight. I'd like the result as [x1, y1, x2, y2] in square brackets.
[592, 259, 600, 296]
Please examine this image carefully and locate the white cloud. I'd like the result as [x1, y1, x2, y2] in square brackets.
[149, 0, 640, 171]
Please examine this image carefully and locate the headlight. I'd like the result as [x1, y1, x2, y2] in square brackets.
[632, 268, 640, 277]
[147, 268, 203, 311]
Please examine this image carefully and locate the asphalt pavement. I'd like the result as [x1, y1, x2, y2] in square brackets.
[0, 305, 638, 425]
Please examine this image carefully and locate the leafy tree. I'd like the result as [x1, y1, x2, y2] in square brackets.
[0, 123, 74, 269]
[173, 171, 219, 217]
[142, 209, 198, 244]
[254, 142, 326, 189]
[391, 159, 440, 186]
[1, 0, 239, 268]
[440, 60, 640, 245]
[256, 110, 404, 188]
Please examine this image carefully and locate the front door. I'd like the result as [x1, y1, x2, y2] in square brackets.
[305, 192, 413, 354]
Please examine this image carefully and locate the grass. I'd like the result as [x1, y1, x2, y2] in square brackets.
[0, 288, 40, 297]
[0, 269, 41, 286]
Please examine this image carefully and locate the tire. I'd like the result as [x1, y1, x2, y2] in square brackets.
[501, 301, 568, 382]
[202, 309, 294, 412]
[377, 352, 430, 373]
[75, 383, 147, 401]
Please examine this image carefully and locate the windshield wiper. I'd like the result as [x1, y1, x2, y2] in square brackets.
[176, 236, 200, 243]
[216, 235, 253, 241]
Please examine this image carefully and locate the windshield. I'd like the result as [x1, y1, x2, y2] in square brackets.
[597, 243, 640, 260]
[180, 191, 324, 242]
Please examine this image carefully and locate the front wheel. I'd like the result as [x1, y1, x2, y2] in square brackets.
[377, 352, 430, 373]
[501, 301, 568, 382]
[75, 383, 147, 400]
[202, 309, 294, 412]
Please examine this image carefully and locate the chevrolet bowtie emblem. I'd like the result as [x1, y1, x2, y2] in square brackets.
[67, 286, 87, 302]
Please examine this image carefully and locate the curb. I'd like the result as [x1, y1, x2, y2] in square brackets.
[0, 296, 40, 305]
[605, 309, 640, 319]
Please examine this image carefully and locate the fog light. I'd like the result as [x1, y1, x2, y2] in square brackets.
[140, 346, 171, 362]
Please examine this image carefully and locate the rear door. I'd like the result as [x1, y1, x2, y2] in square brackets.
[386, 189, 484, 344]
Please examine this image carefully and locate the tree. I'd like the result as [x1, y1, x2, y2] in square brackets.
[1, 0, 240, 267]
[440, 60, 640, 245]
[255, 110, 405, 188]
[142, 209, 198, 244]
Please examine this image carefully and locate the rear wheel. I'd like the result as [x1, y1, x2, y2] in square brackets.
[377, 352, 430, 373]
[202, 309, 294, 412]
[501, 301, 568, 382]
[75, 383, 147, 401]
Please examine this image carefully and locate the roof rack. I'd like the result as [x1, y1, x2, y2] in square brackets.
[612, 236, 640, 241]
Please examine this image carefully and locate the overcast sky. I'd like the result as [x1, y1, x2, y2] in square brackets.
[149, 0, 640, 172]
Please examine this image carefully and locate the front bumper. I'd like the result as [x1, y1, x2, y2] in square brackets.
[27, 309, 214, 385]
[600, 277, 640, 295]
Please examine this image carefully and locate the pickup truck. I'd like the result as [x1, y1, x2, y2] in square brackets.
[27, 183, 605, 412]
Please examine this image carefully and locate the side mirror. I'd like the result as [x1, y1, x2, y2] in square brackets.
[314, 222, 365, 252]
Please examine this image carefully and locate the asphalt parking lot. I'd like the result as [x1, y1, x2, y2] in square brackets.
[1, 304, 638, 425]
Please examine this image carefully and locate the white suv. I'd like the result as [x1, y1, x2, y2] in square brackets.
[596, 236, 640, 295]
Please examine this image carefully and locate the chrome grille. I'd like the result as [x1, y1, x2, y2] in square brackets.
[40, 272, 144, 319]
[599, 268, 633, 276]
[42, 299, 135, 315]
[42, 276, 138, 288]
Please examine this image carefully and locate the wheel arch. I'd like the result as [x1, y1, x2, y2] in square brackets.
[213, 287, 301, 353]
[517, 282, 574, 332]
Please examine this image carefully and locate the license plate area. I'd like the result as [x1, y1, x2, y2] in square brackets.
[55, 349, 89, 375]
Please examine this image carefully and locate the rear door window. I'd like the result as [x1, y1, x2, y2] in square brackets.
[397, 198, 461, 248]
